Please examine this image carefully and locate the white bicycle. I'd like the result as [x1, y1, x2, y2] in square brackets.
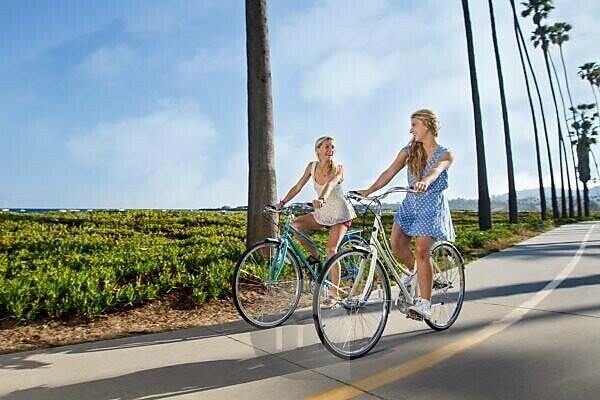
[312, 187, 465, 359]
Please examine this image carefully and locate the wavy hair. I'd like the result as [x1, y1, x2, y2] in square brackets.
[407, 109, 440, 178]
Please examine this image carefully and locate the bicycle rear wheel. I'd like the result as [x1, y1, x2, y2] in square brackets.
[425, 241, 465, 331]
[232, 240, 302, 328]
[313, 248, 390, 359]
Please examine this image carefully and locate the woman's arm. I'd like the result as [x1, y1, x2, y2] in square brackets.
[414, 151, 453, 192]
[277, 162, 312, 208]
[359, 149, 408, 196]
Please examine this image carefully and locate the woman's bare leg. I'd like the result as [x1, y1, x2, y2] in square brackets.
[325, 223, 349, 298]
[292, 213, 323, 259]
[414, 236, 435, 301]
[390, 222, 415, 271]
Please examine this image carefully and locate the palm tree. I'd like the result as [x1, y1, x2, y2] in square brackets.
[523, 1, 568, 218]
[245, 0, 278, 245]
[488, 0, 517, 223]
[548, 22, 581, 217]
[571, 104, 599, 216]
[510, 0, 546, 219]
[513, 0, 559, 219]
[462, 0, 491, 230]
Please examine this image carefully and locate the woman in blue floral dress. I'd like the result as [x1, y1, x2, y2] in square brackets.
[359, 109, 455, 320]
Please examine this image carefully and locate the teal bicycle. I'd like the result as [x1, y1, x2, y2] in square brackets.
[232, 203, 366, 328]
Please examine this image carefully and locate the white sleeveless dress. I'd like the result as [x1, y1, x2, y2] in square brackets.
[311, 161, 356, 226]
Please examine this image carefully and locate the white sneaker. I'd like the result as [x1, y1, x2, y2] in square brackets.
[409, 299, 432, 320]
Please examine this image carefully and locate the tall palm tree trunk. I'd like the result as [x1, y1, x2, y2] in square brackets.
[583, 182, 589, 216]
[462, 0, 491, 230]
[557, 46, 582, 216]
[488, 0, 517, 223]
[542, 48, 567, 218]
[577, 135, 591, 217]
[510, 0, 546, 219]
[245, 0, 278, 245]
[550, 53, 579, 217]
[514, 11, 559, 219]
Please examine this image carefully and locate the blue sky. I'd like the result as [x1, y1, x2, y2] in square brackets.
[1, 0, 598, 208]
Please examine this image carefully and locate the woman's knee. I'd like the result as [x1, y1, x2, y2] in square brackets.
[391, 235, 409, 258]
[415, 244, 430, 261]
[293, 220, 303, 231]
[325, 245, 337, 258]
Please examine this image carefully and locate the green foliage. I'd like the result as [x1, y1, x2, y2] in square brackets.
[0, 210, 245, 321]
[1, 209, 597, 322]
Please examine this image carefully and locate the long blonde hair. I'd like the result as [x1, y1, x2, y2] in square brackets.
[315, 136, 341, 178]
[408, 109, 440, 178]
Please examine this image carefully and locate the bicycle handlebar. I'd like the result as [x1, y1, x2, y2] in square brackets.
[264, 203, 314, 214]
[347, 186, 415, 202]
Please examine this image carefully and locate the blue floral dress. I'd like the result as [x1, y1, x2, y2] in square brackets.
[394, 144, 455, 241]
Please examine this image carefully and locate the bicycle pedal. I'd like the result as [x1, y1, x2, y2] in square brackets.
[407, 309, 424, 321]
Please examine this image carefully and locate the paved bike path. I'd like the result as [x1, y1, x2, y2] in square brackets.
[1, 221, 598, 399]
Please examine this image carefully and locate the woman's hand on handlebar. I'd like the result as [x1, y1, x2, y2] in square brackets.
[413, 180, 430, 193]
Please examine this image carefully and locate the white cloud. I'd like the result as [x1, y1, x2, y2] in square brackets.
[170, 46, 243, 86]
[67, 100, 228, 208]
[123, 0, 221, 36]
[301, 50, 401, 108]
[74, 44, 135, 80]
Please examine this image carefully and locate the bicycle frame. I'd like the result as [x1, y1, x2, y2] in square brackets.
[345, 189, 416, 304]
[267, 205, 363, 283]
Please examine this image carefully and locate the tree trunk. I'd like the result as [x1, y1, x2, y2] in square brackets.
[245, 0, 278, 245]
[462, 0, 491, 230]
[558, 136, 567, 217]
[577, 139, 590, 216]
[514, 12, 559, 219]
[583, 182, 589, 216]
[488, 0, 517, 223]
[542, 49, 567, 218]
[510, 0, 546, 219]
[551, 52, 579, 217]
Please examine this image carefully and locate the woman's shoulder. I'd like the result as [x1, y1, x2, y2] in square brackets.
[400, 142, 412, 156]
[437, 144, 451, 155]
[304, 161, 317, 176]
[435, 145, 453, 163]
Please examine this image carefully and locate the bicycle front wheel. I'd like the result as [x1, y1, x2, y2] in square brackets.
[425, 241, 465, 331]
[232, 240, 303, 328]
[313, 248, 390, 359]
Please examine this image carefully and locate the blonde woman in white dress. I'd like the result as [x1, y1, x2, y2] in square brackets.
[276, 136, 356, 303]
